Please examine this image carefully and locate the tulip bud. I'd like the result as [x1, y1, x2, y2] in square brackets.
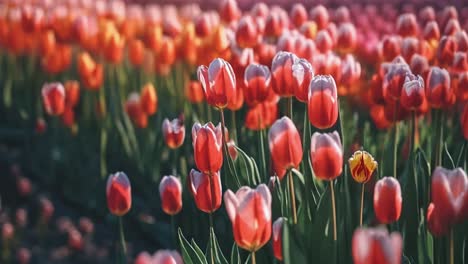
[272, 217, 285, 261]
[78, 217, 94, 234]
[2, 222, 14, 240]
[373, 177, 402, 224]
[431, 167, 467, 225]
[308, 75, 339, 129]
[159, 176, 183, 215]
[197, 58, 236, 109]
[125, 93, 148, 129]
[348, 150, 378, 184]
[140, 83, 158, 115]
[162, 117, 185, 149]
[64, 81, 80, 108]
[224, 184, 272, 252]
[352, 227, 403, 264]
[192, 122, 223, 173]
[426, 67, 454, 109]
[40, 197, 54, 223]
[227, 139, 238, 161]
[268, 117, 303, 179]
[16, 208, 28, 228]
[244, 64, 271, 106]
[461, 103, 468, 140]
[17, 176, 32, 197]
[189, 169, 222, 213]
[68, 229, 83, 251]
[427, 203, 450, 237]
[42, 82, 65, 116]
[185, 81, 205, 103]
[153, 250, 183, 264]
[400, 74, 425, 110]
[17, 247, 31, 264]
[35, 118, 47, 134]
[106, 172, 132, 216]
[310, 131, 343, 180]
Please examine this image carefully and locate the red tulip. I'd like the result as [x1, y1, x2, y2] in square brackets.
[125, 93, 148, 129]
[400, 74, 425, 110]
[382, 60, 412, 101]
[423, 21, 440, 43]
[134, 251, 152, 264]
[452, 51, 467, 73]
[192, 122, 223, 173]
[244, 63, 271, 106]
[290, 4, 307, 28]
[224, 184, 272, 252]
[409, 54, 429, 79]
[426, 67, 454, 108]
[159, 176, 182, 215]
[352, 227, 403, 264]
[197, 58, 236, 109]
[268, 117, 303, 179]
[153, 250, 183, 264]
[64, 80, 80, 108]
[2, 222, 14, 240]
[310, 131, 343, 180]
[431, 167, 467, 225]
[227, 139, 238, 161]
[339, 55, 361, 95]
[443, 19, 460, 36]
[35, 118, 47, 134]
[309, 5, 329, 30]
[455, 31, 468, 52]
[272, 217, 284, 261]
[140, 83, 158, 115]
[379, 36, 401, 62]
[189, 169, 222, 213]
[396, 13, 419, 37]
[61, 107, 75, 128]
[336, 23, 357, 53]
[271, 51, 306, 97]
[68, 229, 83, 251]
[461, 103, 468, 140]
[235, 16, 259, 48]
[436, 36, 457, 68]
[218, 0, 240, 24]
[17, 247, 31, 264]
[315, 30, 333, 53]
[163, 117, 185, 149]
[308, 75, 339, 129]
[245, 96, 279, 131]
[42, 82, 65, 116]
[294, 59, 314, 103]
[374, 177, 402, 224]
[427, 203, 450, 237]
[39, 197, 54, 222]
[106, 172, 132, 216]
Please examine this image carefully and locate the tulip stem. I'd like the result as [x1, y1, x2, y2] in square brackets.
[360, 183, 365, 226]
[286, 97, 293, 120]
[411, 111, 417, 153]
[251, 251, 256, 264]
[220, 109, 241, 188]
[288, 170, 298, 224]
[450, 229, 454, 264]
[330, 181, 337, 241]
[259, 129, 267, 182]
[209, 213, 215, 264]
[118, 216, 126, 263]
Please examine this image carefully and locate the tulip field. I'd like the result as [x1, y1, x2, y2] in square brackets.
[1, 0, 468, 263]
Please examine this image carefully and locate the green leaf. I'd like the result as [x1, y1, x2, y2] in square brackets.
[443, 143, 455, 169]
[230, 243, 241, 264]
[282, 220, 306, 264]
[291, 168, 305, 186]
[191, 239, 206, 262]
[178, 228, 208, 264]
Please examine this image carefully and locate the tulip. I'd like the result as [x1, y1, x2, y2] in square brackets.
[245, 98, 279, 131]
[159, 176, 183, 215]
[272, 217, 284, 261]
[140, 83, 158, 115]
[17, 247, 31, 264]
[68, 229, 83, 251]
[64, 81, 80, 108]
[61, 107, 75, 128]
[128, 39, 145, 67]
[400, 74, 425, 110]
[42, 82, 65, 116]
[336, 23, 357, 53]
[227, 139, 238, 161]
[436, 36, 457, 68]
[271, 51, 302, 97]
[235, 16, 258, 48]
[2, 222, 14, 240]
[125, 93, 148, 129]
[379, 36, 401, 62]
[189, 169, 222, 213]
[16, 208, 28, 228]
[373, 177, 402, 224]
[268, 117, 303, 178]
[197, 58, 236, 109]
[290, 4, 307, 28]
[106, 172, 132, 216]
[455, 31, 468, 52]
[134, 252, 152, 264]
[185, 81, 205, 103]
[163, 117, 185, 149]
[39, 197, 54, 223]
[423, 21, 440, 44]
[431, 167, 467, 225]
[427, 203, 450, 237]
[192, 122, 223, 173]
[451, 51, 467, 73]
[426, 67, 454, 109]
[409, 54, 429, 79]
[310, 131, 343, 180]
[224, 184, 272, 254]
[244, 63, 271, 106]
[339, 55, 361, 96]
[293, 59, 314, 103]
[352, 227, 403, 264]
[461, 103, 468, 140]
[79, 217, 94, 234]
[35, 118, 47, 134]
[382, 60, 412, 102]
[218, 0, 240, 24]
[308, 75, 339, 129]
[153, 250, 183, 264]
[227, 82, 244, 111]
[349, 150, 378, 184]
[309, 5, 329, 30]
[396, 13, 419, 37]
[315, 30, 334, 53]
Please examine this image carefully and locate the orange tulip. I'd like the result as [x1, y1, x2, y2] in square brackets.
[159, 176, 182, 216]
[268, 117, 303, 179]
[308, 75, 339, 129]
[310, 131, 343, 180]
[188, 169, 222, 213]
[125, 93, 148, 129]
[42, 82, 65, 116]
[128, 39, 145, 67]
[106, 172, 132, 216]
[192, 122, 223, 173]
[185, 80, 205, 103]
[224, 184, 272, 252]
[39, 30, 56, 56]
[140, 83, 158, 115]
[374, 177, 402, 224]
[158, 37, 176, 66]
[197, 58, 236, 109]
[162, 117, 185, 149]
[64, 81, 80, 108]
